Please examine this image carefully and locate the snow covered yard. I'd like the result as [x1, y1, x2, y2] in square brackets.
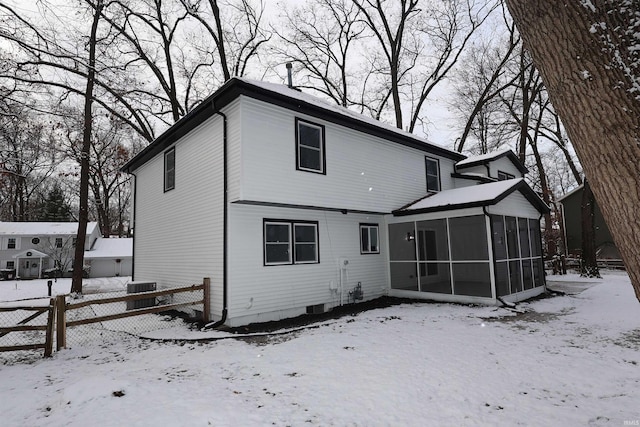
[1, 271, 639, 426]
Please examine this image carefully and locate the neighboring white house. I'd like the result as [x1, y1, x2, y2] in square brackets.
[83, 237, 133, 278]
[0, 222, 100, 279]
[122, 77, 549, 327]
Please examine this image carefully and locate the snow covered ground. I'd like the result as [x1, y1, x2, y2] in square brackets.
[1, 271, 639, 426]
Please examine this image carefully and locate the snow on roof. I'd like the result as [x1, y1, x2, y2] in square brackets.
[236, 78, 462, 158]
[84, 237, 132, 259]
[123, 77, 466, 174]
[0, 222, 98, 236]
[455, 149, 513, 167]
[394, 178, 547, 215]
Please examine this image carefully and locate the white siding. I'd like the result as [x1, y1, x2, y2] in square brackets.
[226, 203, 389, 326]
[456, 157, 524, 180]
[132, 113, 227, 319]
[489, 157, 524, 179]
[487, 192, 541, 218]
[456, 164, 488, 177]
[88, 258, 132, 278]
[239, 96, 457, 213]
[225, 99, 243, 202]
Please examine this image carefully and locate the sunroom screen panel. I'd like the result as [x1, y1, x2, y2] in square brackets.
[449, 215, 489, 261]
[452, 263, 492, 297]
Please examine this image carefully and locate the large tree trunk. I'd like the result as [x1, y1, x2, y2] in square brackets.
[505, 0, 640, 301]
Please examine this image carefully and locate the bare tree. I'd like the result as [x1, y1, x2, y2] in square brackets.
[351, 0, 420, 129]
[351, 0, 496, 131]
[452, 4, 520, 153]
[71, 0, 103, 295]
[504, 0, 640, 299]
[0, 0, 157, 142]
[62, 111, 135, 236]
[405, 0, 498, 133]
[0, 100, 58, 221]
[181, 0, 270, 82]
[272, 0, 367, 108]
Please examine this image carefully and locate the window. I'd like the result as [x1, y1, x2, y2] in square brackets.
[498, 171, 515, 180]
[425, 157, 440, 192]
[72, 237, 77, 247]
[296, 119, 325, 174]
[7, 238, 16, 249]
[31, 237, 40, 245]
[360, 224, 380, 254]
[164, 147, 176, 191]
[6, 261, 14, 269]
[55, 237, 63, 248]
[264, 220, 319, 265]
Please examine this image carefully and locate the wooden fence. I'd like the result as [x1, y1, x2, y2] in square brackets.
[0, 299, 56, 357]
[0, 278, 210, 358]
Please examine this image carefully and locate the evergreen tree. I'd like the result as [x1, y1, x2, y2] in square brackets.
[41, 186, 72, 222]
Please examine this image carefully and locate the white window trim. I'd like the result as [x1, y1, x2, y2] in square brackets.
[293, 223, 319, 264]
[264, 220, 319, 266]
[264, 221, 292, 266]
[296, 119, 325, 174]
[5, 237, 19, 250]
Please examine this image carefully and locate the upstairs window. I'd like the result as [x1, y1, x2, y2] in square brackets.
[7, 238, 16, 249]
[498, 171, 515, 180]
[296, 119, 325, 174]
[55, 237, 63, 248]
[425, 157, 440, 192]
[164, 147, 176, 192]
[264, 220, 319, 265]
[360, 224, 380, 254]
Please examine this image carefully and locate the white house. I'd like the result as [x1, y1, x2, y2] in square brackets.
[0, 222, 100, 279]
[83, 237, 133, 278]
[122, 78, 549, 327]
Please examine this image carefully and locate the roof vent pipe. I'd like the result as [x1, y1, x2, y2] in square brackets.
[286, 62, 293, 88]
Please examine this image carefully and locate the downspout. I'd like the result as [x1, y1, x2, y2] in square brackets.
[483, 206, 500, 304]
[203, 107, 228, 329]
[538, 212, 547, 290]
[130, 172, 137, 280]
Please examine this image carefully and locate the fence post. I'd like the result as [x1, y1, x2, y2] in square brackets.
[203, 277, 211, 323]
[44, 298, 56, 357]
[56, 294, 67, 350]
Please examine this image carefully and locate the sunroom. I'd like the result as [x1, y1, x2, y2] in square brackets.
[387, 179, 549, 304]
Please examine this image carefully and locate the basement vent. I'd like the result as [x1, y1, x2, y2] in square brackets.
[126, 281, 156, 310]
[306, 304, 324, 315]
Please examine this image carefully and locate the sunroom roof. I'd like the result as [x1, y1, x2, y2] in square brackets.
[393, 179, 549, 216]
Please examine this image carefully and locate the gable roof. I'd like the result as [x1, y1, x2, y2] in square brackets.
[556, 184, 584, 203]
[12, 249, 49, 259]
[84, 237, 133, 259]
[122, 78, 466, 173]
[393, 179, 549, 216]
[0, 222, 98, 236]
[455, 149, 528, 174]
